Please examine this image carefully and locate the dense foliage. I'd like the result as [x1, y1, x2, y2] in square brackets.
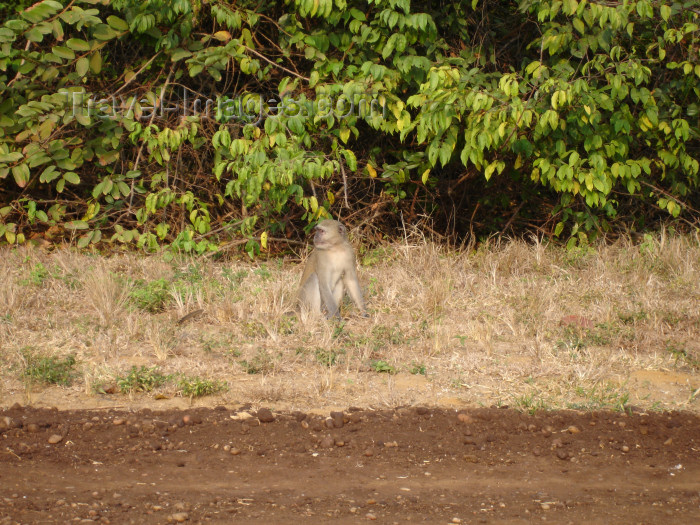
[0, 0, 698, 253]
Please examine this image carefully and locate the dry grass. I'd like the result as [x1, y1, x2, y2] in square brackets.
[1, 232, 699, 413]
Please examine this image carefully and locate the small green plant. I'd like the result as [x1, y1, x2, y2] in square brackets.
[22, 352, 77, 386]
[222, 268, 248, 287]
[453, 335, 468, 346]
[116, 366, 167, 393]
[253, 265, 272, 281]
[19, 262, 50, 286]
[568, 383, 631, 412]
[239, 349, 275, 374]
[315, 348, 342, 367]
[176, 375, 227, 398]
[409, 362, 426, 375]
[369, 360, 395, 374]
[666, 342, 700, 369]
[513, 393, 548, 415]
[129, 278, 171, 312]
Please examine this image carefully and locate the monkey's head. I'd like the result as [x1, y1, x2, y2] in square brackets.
[312, 219, 347, 249]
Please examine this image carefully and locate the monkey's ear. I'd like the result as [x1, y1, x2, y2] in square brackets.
[338, 223, 347, 236]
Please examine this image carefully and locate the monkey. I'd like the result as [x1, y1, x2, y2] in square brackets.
[298, 219, 367, 319]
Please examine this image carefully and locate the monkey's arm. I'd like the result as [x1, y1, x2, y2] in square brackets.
[343, 264, 367, 316]
[298, 252, 317, 288]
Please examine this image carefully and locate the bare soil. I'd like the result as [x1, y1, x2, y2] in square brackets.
[1, 404, 699, 524]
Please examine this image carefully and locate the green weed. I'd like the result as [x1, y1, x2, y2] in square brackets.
[22, 352, 77, 386]
[176, 375, 227, 397]
[129, 278, 171, 312]
[116, 366, 167, 393]
[369, 360, 395, 374]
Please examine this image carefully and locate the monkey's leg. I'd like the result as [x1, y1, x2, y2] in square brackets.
[332, 281, 344, 314]
[318, 279, 341, 319]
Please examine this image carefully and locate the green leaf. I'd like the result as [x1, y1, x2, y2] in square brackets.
[65, 220, 89, 230]
[170, 48, 192, 62]
[66, 38, 90, 52]
[89, 51, 102, 74]
[63, 172, 80, 185]
[92, 24, 117, 41]
[107, 15, 129, 32]
[76, 57, 89, 77]
[11, 163, 30, 187]
[52, 46, 75, 60]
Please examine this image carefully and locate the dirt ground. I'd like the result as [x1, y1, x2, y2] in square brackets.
[1, 404, 699, 524]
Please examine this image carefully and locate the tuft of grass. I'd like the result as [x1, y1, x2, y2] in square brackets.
[116, 366, 167, 393]
[84, 265, 128, 324]
[22, 352, 77, 386]
[176, 375, 227, 398]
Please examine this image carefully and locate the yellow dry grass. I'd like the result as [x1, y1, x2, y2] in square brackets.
[1, 231, 698, 413]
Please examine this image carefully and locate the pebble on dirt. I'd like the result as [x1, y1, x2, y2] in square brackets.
[257, 408, 275, 423]
[47, 434, 63, 444]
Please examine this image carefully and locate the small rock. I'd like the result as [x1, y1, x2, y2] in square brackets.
[364, 449, 374, 457]
[26, 423, 40, 433]
[230, 448, 241, 456]
[300, 420, 309, 429]
[463, 454, 479, 463]
[415, 407, 429, 416]
[664, 438, 673, 446]
[223, 445, 231, 452]
[384, 441, 398, 448]
[621, 445, 630, 453]
[182, 415, 192, 425]
[567, 426, 581, 434]
[366, 513, 377, 520]
[320, 436, 335, 448]
[556, 450, 569, 460]
[640, 426, 649, 435]
[532, 447, 542, 457]
[257, 408, 275, 423]
[170, 512, 189, 522]
[82, 422, 93, 432]
[334, 439, 345, 447]
[331, 411, 344, 428]
[457, 413, 472, 424]
[540, 503, 551, 510]
[112, 418, 125, 426]
[48, 434, 63, 444]
[324, 418, 335, 429]
[452, 518, 462, 524]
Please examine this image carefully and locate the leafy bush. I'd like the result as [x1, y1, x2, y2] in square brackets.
[0, 0, 698, 252]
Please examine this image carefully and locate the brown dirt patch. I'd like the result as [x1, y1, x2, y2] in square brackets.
[1, 405, 699, 524]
